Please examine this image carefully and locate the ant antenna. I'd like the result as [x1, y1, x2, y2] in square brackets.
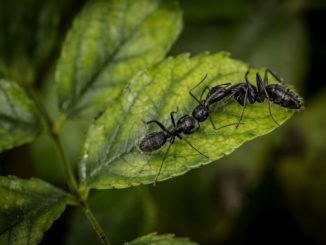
[267, 100, 281, 126]
[189, 74, 208, 104]
[256, 72, 281, 126]
[215, 122, 245, 131]
[182, 137, 208, 158]
[153, 134, 208, 186]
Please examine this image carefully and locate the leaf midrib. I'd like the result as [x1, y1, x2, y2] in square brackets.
[65, 0, 161, 117]
[0, 113, 38, 131]
[87, 56, 205, 181]
[0, 199, 65, 241]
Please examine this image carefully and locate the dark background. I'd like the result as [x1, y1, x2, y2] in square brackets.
[1, 0, 326, 244]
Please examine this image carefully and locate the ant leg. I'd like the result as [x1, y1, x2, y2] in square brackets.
[208, 114, 217, 130]
[145, 120, 170, 133]
[236, 88, 248, 128]
[178, 114, 190, 121]
[153, 136, 174, 186]
[219, 83, 232, 87]
[199, 83, 231, 102]
[170, 108, 179, 127]
[181, 136, 209, 158]
[265, 95, 280, 126]
[200, 86, 210, 101]
[265, 69, 284, 85]
[205, 84, 233, 106]
[257, 73, 280, 126]
[245, 70, 251, 86]
[256, 72, 265, 101]
[209, 93, 234, 112]
[263, 69, 269, 87]
[234, 70, 253, 127]
[189, 74, 208, 104]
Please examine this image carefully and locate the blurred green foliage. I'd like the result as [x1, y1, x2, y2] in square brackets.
[0, 176, 72, 244]
[0, 0, 85, 85]
[67, 188, 157, 245]
[1, 0, 326, 244]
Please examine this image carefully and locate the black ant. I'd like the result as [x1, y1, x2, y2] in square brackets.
[139, 111, 208, 185]
[189, 75, 246, 131]
[189, 74, 232, 129]
[206, 69, 303, 127]
[256, 69, 302, 109]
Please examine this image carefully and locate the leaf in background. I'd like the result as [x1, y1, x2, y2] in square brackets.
[0, 176, 72, 244]
[171, 1, 308, 89]
[79, 52, 299, 189]
[56, 0, 182, 119]
[0, 79, 43, 153]
[179, 0, 249, 22]
[127, 232, 198, 245]
[0, 0, 80, 85]
[277, 90, 326, 243]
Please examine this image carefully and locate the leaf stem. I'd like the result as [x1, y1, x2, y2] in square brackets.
[52, 134, 79, 194]
[28, 87, 111, 245]
[26, 87, 53, 132]
[52, 113, 67, 136]
[27, 87, 78, 194]
[81, 200, 112, 245]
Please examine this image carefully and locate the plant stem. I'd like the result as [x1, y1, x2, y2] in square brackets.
[53, 134, 79, 194]
[26, 87, 53, 132]
[52, 113, 67, 136]
[28, 87, 111, 244]
[82, 201, 112, 245]
[27, 88, 78, 194]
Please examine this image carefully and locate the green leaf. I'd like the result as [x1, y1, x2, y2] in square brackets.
[0, 176, 72, 244]
[0, 79, 43, 153]
[79, 52, 299, 189]
[0, 0, 78, 85]
[127, 233, 198, 245]
[56, 0, 182, 119]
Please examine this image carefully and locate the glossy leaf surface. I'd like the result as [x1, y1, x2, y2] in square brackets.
[56, 0, 182, 118]
[0, 79, 43, 152]
[0, 176, 71, 244]
[128, 233, 198, 245]
[79, 52, 299, 189]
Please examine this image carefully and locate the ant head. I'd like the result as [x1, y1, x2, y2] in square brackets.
[177, 115, 199, 135]
[192, 104, 209, 122]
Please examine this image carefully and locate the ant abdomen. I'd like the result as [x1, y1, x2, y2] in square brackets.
[139, 131, 167, 152]
[266, 84, 302, 109]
